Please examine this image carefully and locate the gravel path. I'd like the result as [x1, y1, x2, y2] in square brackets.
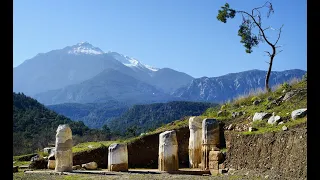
[14, 168, 306, 180]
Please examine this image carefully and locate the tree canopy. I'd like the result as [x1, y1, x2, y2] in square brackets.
[217, 1, 283, 92]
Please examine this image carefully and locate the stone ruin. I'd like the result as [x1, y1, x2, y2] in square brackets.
[55, 124, 73, 172]
[158, 130, 179, 172]
[47, 153, 55, 170]
[188, 116, 203, 168]
[108, 143, 128, 172]
[200, 118, 220, 171]
[40, 119, 224, 175]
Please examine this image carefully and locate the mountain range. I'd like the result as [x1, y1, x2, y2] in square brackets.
[13, 42, 306, 128]
[13, 42, 193, 98]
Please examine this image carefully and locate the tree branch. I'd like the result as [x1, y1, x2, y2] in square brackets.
[275, 24, 284, 45]
[264, 51, 271, 57]
[275, 50, 283, 56]
[263, 26, 271, 31]
[251, 1, 271, 16]
[237, 10, 274, 48]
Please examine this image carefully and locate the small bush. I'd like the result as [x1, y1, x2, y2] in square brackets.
[251, 96, 259, 102]
[221, 103, 230, 110]
[281, 82, 292, 91]
[37, 150, 49, 158]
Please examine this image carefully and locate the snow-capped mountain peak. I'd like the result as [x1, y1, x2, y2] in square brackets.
[66, 42, 159, 71]
[107, 51, 159, 72]
[67, 42, 104, 55]
[145, 64, 159, 72]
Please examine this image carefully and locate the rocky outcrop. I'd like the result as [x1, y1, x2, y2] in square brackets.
[282, 91, 295, 102]
[158, 130, 179, 171]
[55, 124, 73, 172]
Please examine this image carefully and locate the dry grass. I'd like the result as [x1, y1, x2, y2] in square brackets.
[232, 87, 266, 107]
[288, 77, 301, 85]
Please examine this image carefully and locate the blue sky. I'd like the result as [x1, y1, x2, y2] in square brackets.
[13, 0, 306, 78]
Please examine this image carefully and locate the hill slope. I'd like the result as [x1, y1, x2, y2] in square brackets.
[13, 92, 109, 155]
[47, 101, 129, 129]
[107, 101, 218, 136]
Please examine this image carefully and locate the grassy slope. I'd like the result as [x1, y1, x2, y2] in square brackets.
[14, 79, 307, 163]
[202, 79, 307, 135]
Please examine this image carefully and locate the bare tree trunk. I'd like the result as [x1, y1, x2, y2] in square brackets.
[265, 45, 276, 92]
[265, 55, 274, 92]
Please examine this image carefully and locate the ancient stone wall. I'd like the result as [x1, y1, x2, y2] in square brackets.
[72, 126, 190, 169]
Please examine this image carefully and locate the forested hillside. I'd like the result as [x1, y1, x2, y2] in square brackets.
[108, 101, 217, 137]
[47, 101, 129, 129]
[13, 92, 110, 155]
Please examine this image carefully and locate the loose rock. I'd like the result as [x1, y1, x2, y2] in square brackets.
[291, 108, 307, 120]
[82, 162, 98, 170]
[282, 126, 288, 131]
[267, 115, 282, 125]
[253, 112, 272, 121]
[249, 127, 257, 132]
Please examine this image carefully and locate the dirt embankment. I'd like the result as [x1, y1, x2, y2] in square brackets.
[224, 128, 307, 179]
[73, 146, 109, 168]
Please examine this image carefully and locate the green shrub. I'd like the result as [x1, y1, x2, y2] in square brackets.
[251, 96, 259, 102]
[221, 102, 231, 110]
[281, 82, 292, 91]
